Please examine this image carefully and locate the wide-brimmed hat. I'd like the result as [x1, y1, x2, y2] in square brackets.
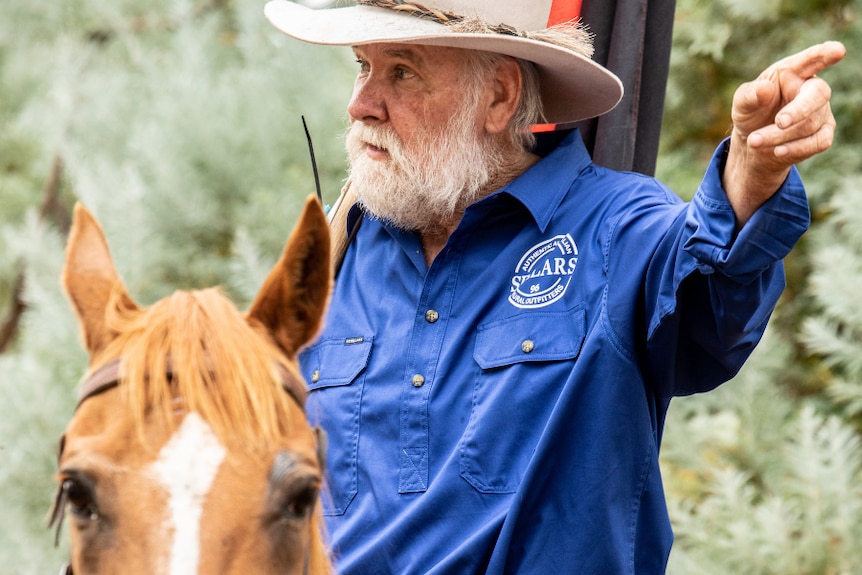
[264, 0, 624, 125]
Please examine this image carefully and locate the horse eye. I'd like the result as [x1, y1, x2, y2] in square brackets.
[63, 478, 99, 521]
[282, 484, 319, 521]
[268, 453, 321, 525]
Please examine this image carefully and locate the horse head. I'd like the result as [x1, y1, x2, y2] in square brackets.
[52, 196, 333, 575]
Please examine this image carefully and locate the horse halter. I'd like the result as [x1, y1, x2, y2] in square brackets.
[52, 356, 325, 575]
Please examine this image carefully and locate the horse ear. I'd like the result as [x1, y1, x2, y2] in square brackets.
[247, 196, 332, 358]
[62, 203, 137, 358]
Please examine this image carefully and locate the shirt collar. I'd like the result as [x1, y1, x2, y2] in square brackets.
[497, 129, 592, 233]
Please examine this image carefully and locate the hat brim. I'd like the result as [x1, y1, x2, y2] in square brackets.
[264, 1, 623, 125]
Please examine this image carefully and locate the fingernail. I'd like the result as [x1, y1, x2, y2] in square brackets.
[775, 145, 789, 157]
[777, 114, 792, 129]
[749, 133, 764, 147]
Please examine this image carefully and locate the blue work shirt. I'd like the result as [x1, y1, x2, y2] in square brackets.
[299, 130, 809, 574]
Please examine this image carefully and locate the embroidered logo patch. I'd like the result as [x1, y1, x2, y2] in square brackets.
[509, 234, 579, 309]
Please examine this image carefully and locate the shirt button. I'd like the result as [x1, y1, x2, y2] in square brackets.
[411, 374, 426, 388]
[311, 370, 320, 383]
[425, 309, 439, 323]
[521, 340, 535, 354]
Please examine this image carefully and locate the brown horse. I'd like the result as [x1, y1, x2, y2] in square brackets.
[50, 197, 333, 575]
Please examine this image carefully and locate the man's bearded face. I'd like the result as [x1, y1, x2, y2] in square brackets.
[345, 85, 503, 233]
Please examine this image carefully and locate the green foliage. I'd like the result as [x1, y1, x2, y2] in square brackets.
[657, 0, 861, 202]
[663, 330, 862, 574]
[2, 0, 354, 300]
[802, 177, 862, 425]
[660, 1, 862, 573]
[0, 215, 80, 572]
[0, 0, 354, 569]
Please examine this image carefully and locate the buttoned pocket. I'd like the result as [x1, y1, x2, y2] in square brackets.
[300, 336, 372, 515]
[460, 305, 586, 493]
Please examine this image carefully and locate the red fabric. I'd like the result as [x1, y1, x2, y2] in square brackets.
[536, 0, 583, 132]
[532, 123, 558, 133]
[547, 0, 582, 26]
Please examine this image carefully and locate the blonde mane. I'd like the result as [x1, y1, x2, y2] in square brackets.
[90, 285, 305, 451]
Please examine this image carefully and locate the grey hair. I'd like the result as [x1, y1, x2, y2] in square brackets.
[460, 50, 545, 151]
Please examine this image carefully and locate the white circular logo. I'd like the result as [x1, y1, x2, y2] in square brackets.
[508, 234, 579, 309]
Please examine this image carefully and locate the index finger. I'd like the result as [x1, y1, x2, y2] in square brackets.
[762, 41, 847, 80]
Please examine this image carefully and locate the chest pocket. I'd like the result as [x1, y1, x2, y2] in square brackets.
[300, 336, 372, 515]
[460, 305, 586, 494]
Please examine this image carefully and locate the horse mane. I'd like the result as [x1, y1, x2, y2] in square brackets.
[90, 284, 304, 451]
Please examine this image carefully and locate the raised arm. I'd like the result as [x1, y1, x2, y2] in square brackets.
[722, 41, 846, 226]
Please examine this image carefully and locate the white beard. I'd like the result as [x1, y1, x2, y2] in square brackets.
[345, 95, 506, 234]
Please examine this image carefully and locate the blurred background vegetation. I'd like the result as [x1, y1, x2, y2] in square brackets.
[0, 0, 860, 572]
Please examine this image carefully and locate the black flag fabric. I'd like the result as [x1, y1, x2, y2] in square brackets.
[546, 0, 676, 176]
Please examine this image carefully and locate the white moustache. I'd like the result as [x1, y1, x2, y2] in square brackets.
[347, 122, 403, 158]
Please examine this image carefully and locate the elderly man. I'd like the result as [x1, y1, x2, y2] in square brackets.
[265, 1, 844, 573]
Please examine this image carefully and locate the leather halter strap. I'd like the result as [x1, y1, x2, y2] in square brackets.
[75, 356, 307, 411]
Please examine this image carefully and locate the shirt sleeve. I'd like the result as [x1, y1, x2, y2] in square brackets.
[683, 139, 810, 284]
[638, 139, 809, 397]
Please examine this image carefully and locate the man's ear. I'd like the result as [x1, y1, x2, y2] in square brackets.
[483, 57, 523, 136]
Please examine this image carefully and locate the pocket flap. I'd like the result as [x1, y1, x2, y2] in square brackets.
[301, 336, 373, 390]
[474, 306, 586, 369]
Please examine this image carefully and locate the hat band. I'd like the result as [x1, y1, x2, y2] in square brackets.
[355, 0, 594, 58]
[356, 0, 525, 36]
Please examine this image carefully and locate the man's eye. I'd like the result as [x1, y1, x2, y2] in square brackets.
[355, 59, 369, 73]
[394, 67, 414, 80]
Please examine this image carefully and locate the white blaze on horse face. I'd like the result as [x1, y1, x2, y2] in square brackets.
[149, 412, 226, 575]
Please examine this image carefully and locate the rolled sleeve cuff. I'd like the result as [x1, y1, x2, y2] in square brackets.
[684, 139, 810, 284]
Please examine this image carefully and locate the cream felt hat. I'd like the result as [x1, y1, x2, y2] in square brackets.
[264, 0, 624, 125]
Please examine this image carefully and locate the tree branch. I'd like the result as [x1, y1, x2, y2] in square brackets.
[0, 273, 26, 355]
[0, 154, 67, 354]
[86, 0, 228, 44]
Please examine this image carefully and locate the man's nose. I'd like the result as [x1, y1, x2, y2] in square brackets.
[347, 76, 388, 124]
